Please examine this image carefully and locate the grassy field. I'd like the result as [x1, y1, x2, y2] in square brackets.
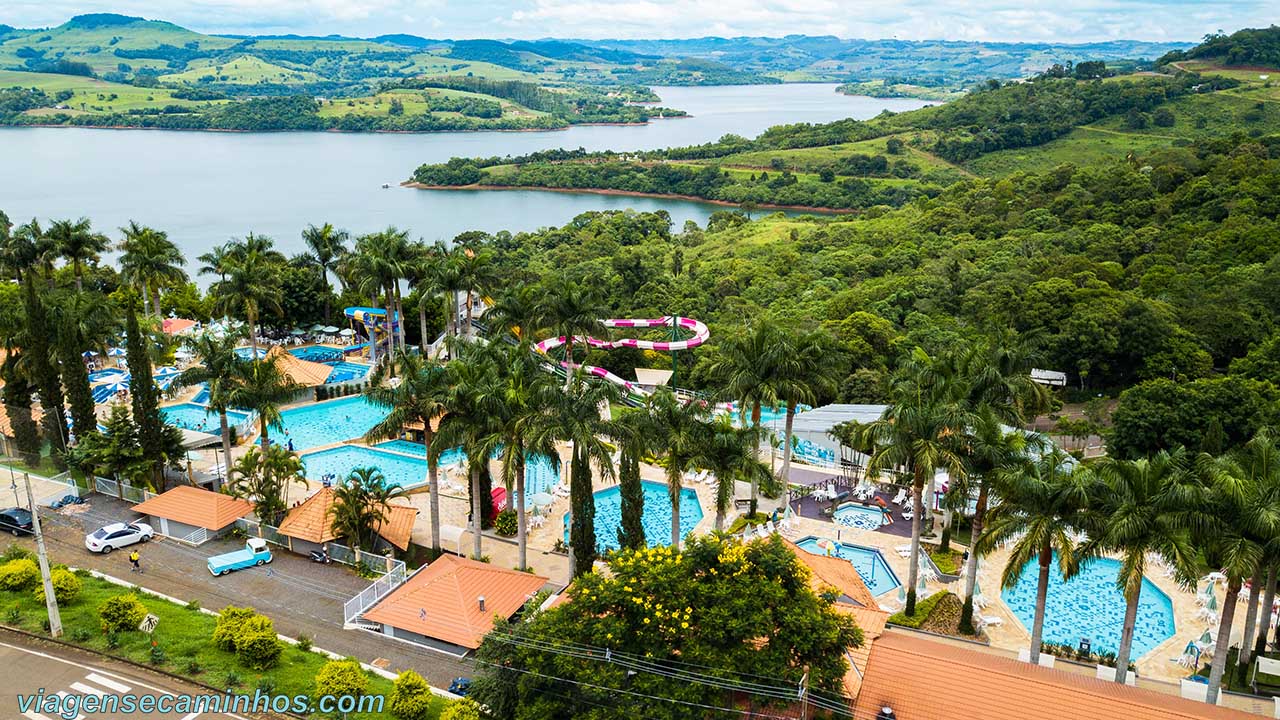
[714, 134, 965, 177]
[319, 87, 545, 120]
[0, 559, 443, 719]
[0, 19, 236, 76]
[0, 69, 221, 115]
[161, 55, 322, 85]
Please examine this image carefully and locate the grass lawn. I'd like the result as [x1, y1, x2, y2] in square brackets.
[0, 69, 221, 116]
[161, 55, 321, 85]
[0, 559, 444, 719]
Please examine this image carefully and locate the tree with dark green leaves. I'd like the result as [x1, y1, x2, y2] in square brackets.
[330, 466, 407, 551]
[47, 218, 108, 292]
[228, 444, 307, 526]
[118, 222, 187, 317]
[647, 387, 712, 549]
[609, 408, 656, 551]
[228, 356, 302, 453]
[177, 331, 245, 492]
[22, 274, 68, 463]
[301, 222, 349, 323]
[124, 298, 165, 488]
[53, 290, 117, 441]
[80, 404, 151, 488]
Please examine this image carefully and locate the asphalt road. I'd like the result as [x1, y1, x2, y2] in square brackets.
[0, 629, 254, 719]
[14, 494, 474, 689]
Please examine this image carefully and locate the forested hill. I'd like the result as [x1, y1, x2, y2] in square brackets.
[1159, 25, 1280, 68]
[409, 63, 1280, 210]
[478, 130, 1280, 457]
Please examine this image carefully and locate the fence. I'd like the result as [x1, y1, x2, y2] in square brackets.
[344, 562, 408, 624]
[93, 476, 157, 504]
[175, 526, 209, 546]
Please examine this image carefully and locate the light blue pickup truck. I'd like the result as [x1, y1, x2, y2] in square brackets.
[207, 537, 273, 576]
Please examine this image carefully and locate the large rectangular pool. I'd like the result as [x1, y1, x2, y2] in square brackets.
[301, 445, 429, 490]
[278, 396, 390, 450]
[374, 439, 560, 496]
[161, 403, 252, 433]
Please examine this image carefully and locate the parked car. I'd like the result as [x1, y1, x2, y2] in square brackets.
[448, 678, 472, 697]
[84, 522, 154, 554]
[0, 507, 33, 536]
[207, 537, 272, 576]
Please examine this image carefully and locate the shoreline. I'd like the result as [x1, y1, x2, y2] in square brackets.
[402, 181, 854, 214]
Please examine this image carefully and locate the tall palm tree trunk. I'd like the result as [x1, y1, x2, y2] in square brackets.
[1257, 565, 1277, 659]
[1240, 567, 1263, 667]
[465, 290, 474, 339]
[217, 410, 231, 493]
[259, 418, 270, 453]
[424, 433, 440, 552]
[960, 481, 990, 631]
[367, 295, 379, 367]
[749, 401, 762, 512]
[470, 466, 483, 560]
[1029, 543, 1053, 665]
[74, 264, 83, 292]
[248, 310, 260, 356]
[516, 461, 528, 571]
[670, 473, 682, 550]
[905, 473, 924, 616]
[419, 301, 429, 354]
[562, 338, 574, 390]
[395, 288, 407, 351]
[152, 287, 163, 319]
[780, 402, 796, 485]
[1114, 585, 1141, 682]
[1207, 577, 1242, 704]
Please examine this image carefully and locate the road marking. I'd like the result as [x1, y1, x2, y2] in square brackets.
[69, 681, 106, 696]
[85, 672, 131, 693]
[22, 711, 56, 720]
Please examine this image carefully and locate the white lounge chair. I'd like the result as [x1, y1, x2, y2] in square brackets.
[901, 508, 915, 521]
[890, 489, 907, 505]
[765, 520, 777, 534]
[978, 615, 1003, 628]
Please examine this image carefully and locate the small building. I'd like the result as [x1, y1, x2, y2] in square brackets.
[131, 485, 253, 544]
[276, 487, 417, 556]
[362, 554, 550, 656]
[266, 346, 334, 388]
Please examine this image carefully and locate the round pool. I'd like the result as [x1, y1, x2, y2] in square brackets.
[833, 502, 890, 531]
[564, 480, 702, 553]
[1001, 555, 1175, 657]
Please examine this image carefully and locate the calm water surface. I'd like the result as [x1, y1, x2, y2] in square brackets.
[0, 85, 931, 262]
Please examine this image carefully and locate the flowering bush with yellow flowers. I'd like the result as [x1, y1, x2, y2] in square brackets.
[471, 534, 863, 720]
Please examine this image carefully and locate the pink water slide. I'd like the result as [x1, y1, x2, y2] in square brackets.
[533, 316, 710, 392]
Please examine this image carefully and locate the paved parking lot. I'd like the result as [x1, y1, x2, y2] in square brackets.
[17, 494, 474, 689]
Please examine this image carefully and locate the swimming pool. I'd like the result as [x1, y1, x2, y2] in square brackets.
[833, 502, 890, 531]
[192, 383, 210, 404]
[301, 445, 429, 490]
[374, 440, 560, 496]
[325, 361, 370, 384]
[277, 396, 390, 450]
[1001, 555, 1176, 657]
[290, 346, 345, 363]
[161, 403, 252, 433]
[795, 535, 901, 596]
[565, 480, 702, 553]
[88, 368, 126, 384]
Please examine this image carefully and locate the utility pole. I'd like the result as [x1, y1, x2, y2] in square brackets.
[24, 472, 62, 638]
[798, 667, 809, 720]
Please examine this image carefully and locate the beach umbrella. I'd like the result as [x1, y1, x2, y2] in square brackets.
[107, 347, 126, 357]
[1204, 592, 1218, 613]
[323, 325, 340, 334]
[1199, 628, 1214, 645]
[310, 323, 326, 331]
[338, 328, 355, 337]
[290, 328, 306, 336]
[154, 366, 180, 377]
[82, 350, 99, 358]
[102, 381, 129, 395]
[529, 492, 554, 508]
[815, 538, 837, 553]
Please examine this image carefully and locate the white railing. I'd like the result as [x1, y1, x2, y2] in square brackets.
[93, 476, 153, 503]
[176, 526, 209, 546]
[344, 562, 408, 624]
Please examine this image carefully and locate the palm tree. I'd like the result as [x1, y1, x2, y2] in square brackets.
[454, 245, 494, 341]
[536, 275, 605, 389]
[436, 247, 466, 342]
[364, 350, 450, 552]
[1083, 448, 1199, 682]
[210, 240, 284, 355]
[177, 331, 246, 491]
[405, 242, 445, 353]
[47, 218, 108, 291]
[607, 407, 657, 550]
[700, 416, 770, 531]
[707, 318, 788, 513]
[775, 326, 842, 486]
[977, 448, 1090, 665]
[552, 372, 619, 578]
[330, 466, 408, 551]
[228, 443, 307, 525]
[856, 347, 970, 616]
[648, 388, 711, 549]
[118, 222, 187, 317]
[301, 223, 349, 323]
[229, 356, 302, 453]
[52, 290, 118, 440]
[1196, 431, 1280, 704]
[198, 242, 234, 285]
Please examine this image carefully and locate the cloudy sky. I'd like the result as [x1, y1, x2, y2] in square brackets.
[2, 0, 1270, 42]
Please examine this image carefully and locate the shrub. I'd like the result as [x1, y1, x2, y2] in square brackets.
[256, 676, 277, 695]
[234, 615, 283, 670]
[97, 593, 147, 633]
[223, 671, 241, 688]
[149, 644, 167, 665]
[1, 543, 33, 562]
[104, 631, 120, 649]
[295, 634, 313, 652]
[185, 599, 200, 611]
[0, 558, 39, 591]
[314, 659, 368, 699]
[440, 699, 481, 720]
[493, 509, 517, 537]
[888, 591, 952, 629]
[35, 567, 82, 604]
[70, 626, 93, 642]
[390, 670, 435, 720]
[212, 605, 256, 651]
[184, 658, 203, 674]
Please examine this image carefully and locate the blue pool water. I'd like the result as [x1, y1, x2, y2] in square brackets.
[1002, 555, 1176, 657]
[161, 403, 252, 433]
[374, 440, 560, 496]
[192, 384, 210, 404]
[278, 396, 390, 450]
[833, 502, 890, 531]
[301, 445, 429, 489]
[565, 480, 702, 553]
[289, 345, 345, 363]
[796, 536, 901, 596]
[325, 361, 370, 384]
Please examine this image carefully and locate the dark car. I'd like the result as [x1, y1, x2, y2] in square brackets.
[448, 677, 472, 697]
[0, 507, 34, 536]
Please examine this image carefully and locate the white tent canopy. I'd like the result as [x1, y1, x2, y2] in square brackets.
[763, 403, 888, 458]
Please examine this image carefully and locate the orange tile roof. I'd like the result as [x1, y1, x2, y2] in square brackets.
[841, 607, 888, 698]
[785, 538, 881, 609]
[265, 346, 333, 387]
[278, 487, 417, 550]
[132, 485, 254, 530]
[162, 318, 199, 335]
[277, 487, 341, 544]
[363, 554, 548, 650]
[853, 631, 1257, 720]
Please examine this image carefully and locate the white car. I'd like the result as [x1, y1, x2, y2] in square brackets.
[85, 522, 154, 554]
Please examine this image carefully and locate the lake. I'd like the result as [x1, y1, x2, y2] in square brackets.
[0, 84, 931, 264]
